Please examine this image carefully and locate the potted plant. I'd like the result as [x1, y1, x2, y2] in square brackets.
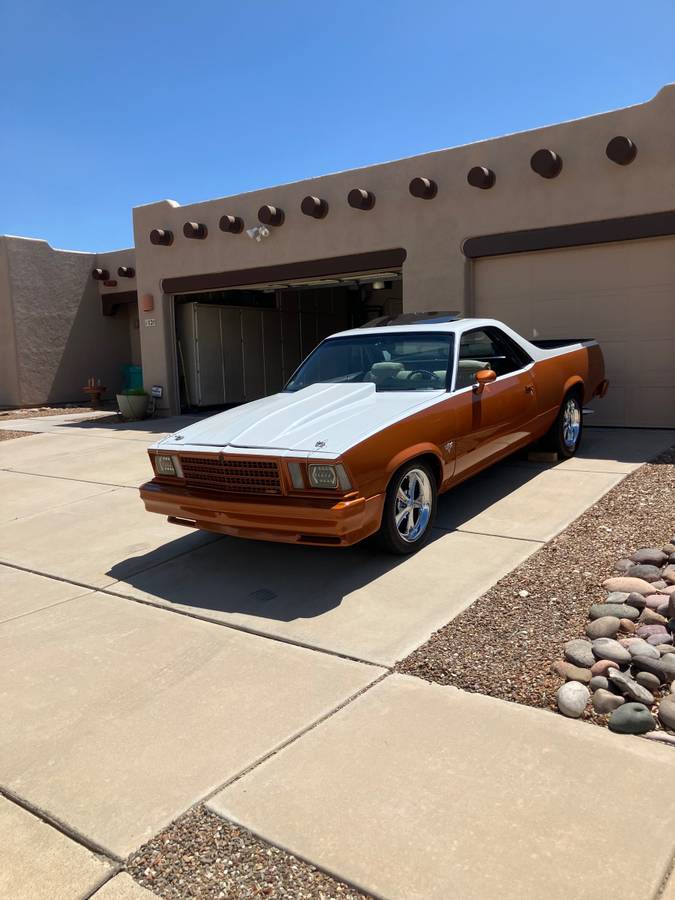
[116, 387, 149, 420]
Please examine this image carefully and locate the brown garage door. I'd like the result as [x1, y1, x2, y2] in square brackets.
[473, 236, 675, 427]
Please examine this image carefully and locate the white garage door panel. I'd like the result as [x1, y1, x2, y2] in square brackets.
[474, 237, 675, 427]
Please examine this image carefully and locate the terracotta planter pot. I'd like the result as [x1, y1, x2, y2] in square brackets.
[116, 393, 149, 420]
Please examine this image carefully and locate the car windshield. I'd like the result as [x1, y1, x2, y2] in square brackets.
[285, 332, 454, 392]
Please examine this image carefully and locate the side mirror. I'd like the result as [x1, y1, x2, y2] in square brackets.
[473, 369, 497, 393]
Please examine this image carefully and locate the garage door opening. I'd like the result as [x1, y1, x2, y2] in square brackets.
[173, 271, 402, 411]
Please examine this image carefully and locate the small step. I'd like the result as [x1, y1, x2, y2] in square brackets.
[527, 450, 559, 463]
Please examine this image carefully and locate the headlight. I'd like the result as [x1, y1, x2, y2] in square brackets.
[307, 464, 352, 491]
[154, 454, 183, 478]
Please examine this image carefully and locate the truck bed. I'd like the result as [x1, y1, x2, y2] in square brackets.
[530, 338, 594, 349]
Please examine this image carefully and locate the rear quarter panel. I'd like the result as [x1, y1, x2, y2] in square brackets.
[532, 344, 605, 418]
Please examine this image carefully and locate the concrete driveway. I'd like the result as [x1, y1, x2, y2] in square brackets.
[2, 414, 675, 898]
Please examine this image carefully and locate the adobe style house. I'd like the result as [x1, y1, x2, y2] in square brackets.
[2, 85, 674, 427]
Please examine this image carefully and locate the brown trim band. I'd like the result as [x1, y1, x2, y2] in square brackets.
[162, 249, 407, 294]
[463, 210, 675, 259]
[102, 290, 138, 316]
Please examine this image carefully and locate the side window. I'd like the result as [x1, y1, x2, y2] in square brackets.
[456, 329, 498, 389]
[455, 327, 531, 389]
[486, 328, 532, 372]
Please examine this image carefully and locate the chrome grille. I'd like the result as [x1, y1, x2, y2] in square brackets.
[180, 455, 282, 495]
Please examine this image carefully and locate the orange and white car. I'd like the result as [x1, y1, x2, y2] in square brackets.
[140, 314, 608, 554]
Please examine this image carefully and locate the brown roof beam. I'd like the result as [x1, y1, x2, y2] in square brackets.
[162, 248, 407, 295]
[183, 222, 208, 239]
[463, 210, 675, 259]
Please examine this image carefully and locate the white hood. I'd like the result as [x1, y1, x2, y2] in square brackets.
[158, 383, 444, 456]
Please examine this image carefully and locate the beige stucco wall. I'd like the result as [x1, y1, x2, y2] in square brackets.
[0, 239, 21, 406]
[132, 85, 675, 414]
[5, 86, 674, 415]
[0, 237, 134, 406]
[95, 247, 141, 368]
[95, 247, 137, 296]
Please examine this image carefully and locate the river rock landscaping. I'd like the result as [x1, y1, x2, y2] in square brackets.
[553, 541, 675, 738]
[397, 444, 675, 731]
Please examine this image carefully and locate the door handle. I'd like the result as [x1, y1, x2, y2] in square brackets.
[525, 385, 535, 395]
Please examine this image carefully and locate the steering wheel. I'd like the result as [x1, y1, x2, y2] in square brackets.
[408, 369, 438, 382]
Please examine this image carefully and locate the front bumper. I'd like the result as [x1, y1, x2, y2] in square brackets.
[139, 480, 385, 547]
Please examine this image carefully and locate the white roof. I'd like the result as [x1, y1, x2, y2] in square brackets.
[330, 317, 503, 339]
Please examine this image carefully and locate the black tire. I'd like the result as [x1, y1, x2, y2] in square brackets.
[542, 390, 583, 458]
[376, 461, 437, 555]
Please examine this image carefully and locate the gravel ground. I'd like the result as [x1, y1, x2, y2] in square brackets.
[0, 430, 36, 442]
[127, 806, 370, 900]
[397, 445, 675, 724]
[0, 405, 101, 419]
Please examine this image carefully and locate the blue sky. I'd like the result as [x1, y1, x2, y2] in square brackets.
[1, 0, 674, 251]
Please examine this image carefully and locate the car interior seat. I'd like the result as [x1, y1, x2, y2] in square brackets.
[455, 359, 492, 389]
[366, 361, 407, 388]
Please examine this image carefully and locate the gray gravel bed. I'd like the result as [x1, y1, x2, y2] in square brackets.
[397, 445, 675, 723]
[126, 805, 370, 899]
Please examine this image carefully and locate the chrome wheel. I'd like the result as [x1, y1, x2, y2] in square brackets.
[394, 467, 433, 543]
[562, 397, 581, 450]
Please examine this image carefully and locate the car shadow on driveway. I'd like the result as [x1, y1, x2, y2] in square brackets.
[55, 414, 205, 437]
[106, 530, 417, 623]
[97, 428, 674, 653]
[104, 459, 547, 629]
[433, 457, 553, 533]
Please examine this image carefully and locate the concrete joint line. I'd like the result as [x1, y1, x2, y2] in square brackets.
[98, 674, 392, 873]
[0, 483, 119, 527]
[654, 847, 675, 900]
[507, 461, 633, 477]
[0, 558, 388, 669]
[0, 560, 108, 597]
[124, 672, 391, 897]
[0, 592, 92, 626]
[0, 785, 125, 866]
[207, 810, 385, 900]
[198, 676, 394, 900]
[1, 466, 139, 490]
[100, 582, 389, 669]
[207, 671, 391, 801]
[82, 868, 126, 900]
[439, 526, 544, 545]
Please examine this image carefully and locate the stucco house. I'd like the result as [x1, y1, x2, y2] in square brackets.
[2, 85, 674, 426]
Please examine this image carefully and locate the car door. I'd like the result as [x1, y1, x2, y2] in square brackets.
[452, 326, 537, 477]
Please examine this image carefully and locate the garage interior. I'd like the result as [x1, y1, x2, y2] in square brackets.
[173, 270, 402, 410]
